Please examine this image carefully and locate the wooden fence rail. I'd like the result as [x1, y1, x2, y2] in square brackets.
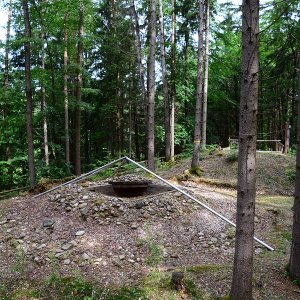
[228, 138, 284, 152]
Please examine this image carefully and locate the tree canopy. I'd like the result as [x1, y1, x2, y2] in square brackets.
[0, 0, 299, 189]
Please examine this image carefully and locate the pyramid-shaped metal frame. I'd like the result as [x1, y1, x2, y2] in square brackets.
[34, 156, 274, 251]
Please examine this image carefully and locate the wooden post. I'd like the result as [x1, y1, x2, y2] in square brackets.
[284, 122, 291, 154]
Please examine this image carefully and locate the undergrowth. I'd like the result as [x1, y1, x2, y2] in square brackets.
[225, 150, 238, 162]
[0, 268, 205, 300]
[285, 264, 300, 289]
[0, 271, 147, 300]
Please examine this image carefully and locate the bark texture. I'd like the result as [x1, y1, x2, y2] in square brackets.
[74, 3, 84, 175]
[230, 0, 259, 299]
[170, 0, 176, 160]
[3, 0, 12, 161]
[64, 13, 70, 167]
[202, 0, 210, 149]
[147, 0, 156, 171]
[22, 0, 36, 187]
[289, 52, 300, 279]
[191, 0, 204, 168]
[41, 32, 49, 166]
[158, 0, 171, 162]
[131, 0, 146, 107]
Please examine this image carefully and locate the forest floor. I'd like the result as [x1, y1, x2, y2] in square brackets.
[0, 150, 299, 299]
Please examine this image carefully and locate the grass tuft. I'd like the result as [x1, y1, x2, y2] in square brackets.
[225, 150, 238, 162]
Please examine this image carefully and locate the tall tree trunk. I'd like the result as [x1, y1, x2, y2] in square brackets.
[201, 0, 210, 149]
[3, 0, 12, 162]
[131, 0, 147, 149]
[48, 51, 57, 159]
[184, 29, 189, 121]
[129, 96, 132, 158]
[289, 52, 300, 279]
[41, 32, 49, 166]
[133, 107, 141, 160]
[170, 0, 176, 160]
[64, 13, 70, 168]
[230, 1, 259, 299]
[158, 0, 171, 162]
[36, 0, 49, 167]
[191, 0, 204, 168]
[22, 0, 36, 187]
[131, 0, 147, 107]
[116, 71, 123, 157]
[74, 3, 84, 175]
[147, 0, 156, 171]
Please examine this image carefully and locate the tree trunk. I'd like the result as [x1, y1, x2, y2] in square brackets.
[158, 0, 171, 162]
[64, 13, 70, 168]
[184, 29, 189, 121]
[116, 70, 123, 157]
[22, 0, 36, 187]
[147, 0, 156, 171]
[74, 3, 84, 175]
[133, 107, 141, 160]
[3, 0, 12, 162]
[191, 0, 204, 168]
[41, 32, 49, 166]
[202, 0, 210, 149]
[289, 52, 300, 279]
[131, 0, 147, 118]
[129, 95, 132, 158]
[230, 1, 259, 299]
[170, 0, 176, 160]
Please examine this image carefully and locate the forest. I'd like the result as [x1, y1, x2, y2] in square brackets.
[0, 0, 299, 188]
[0, 0, 300, 299]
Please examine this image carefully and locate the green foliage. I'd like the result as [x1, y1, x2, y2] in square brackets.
[285, 167, 296, 182]
[226, 150, 238, 163]
[186, 264, 229, 273]
[146, 237, 164, 267]
[0, 156, 28, 191]
[289, 145, 298, 156]
[12, 249, 28, 275]
[158, 159, 177, 171]
[0, 0, 299, 191]
[143, 269, 172, 297]
[184, 277, 204, 300]
[285, 264, 300, 288]
[1, 270, 147, 300]
[143, 269, 204, 300]
[281, 230, 292, 242]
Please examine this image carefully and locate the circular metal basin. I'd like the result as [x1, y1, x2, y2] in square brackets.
[108, 181, 150, 197]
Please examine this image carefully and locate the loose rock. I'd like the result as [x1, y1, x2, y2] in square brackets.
[75, 230, 85, 236]
[42, 219, 55, 228]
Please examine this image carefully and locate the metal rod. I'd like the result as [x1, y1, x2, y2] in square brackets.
[33, 157, 126, 198]
[124, 156, 274, 251]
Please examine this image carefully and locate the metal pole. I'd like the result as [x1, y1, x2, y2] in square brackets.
[124, 156, 274, 251]
[33, 157, 126, 199]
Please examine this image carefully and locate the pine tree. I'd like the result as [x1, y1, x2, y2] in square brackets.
[230, 0, 259, 298]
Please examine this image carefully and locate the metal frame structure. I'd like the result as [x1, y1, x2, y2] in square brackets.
[34, 156, 274, 251]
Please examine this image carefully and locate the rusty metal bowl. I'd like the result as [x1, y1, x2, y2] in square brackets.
[108, 181, 150, 197]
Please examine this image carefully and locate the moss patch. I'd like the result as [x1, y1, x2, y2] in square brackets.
[186, 264, 230, 273]
[256, 196, 293, 210]
[189, 167, 204, 177]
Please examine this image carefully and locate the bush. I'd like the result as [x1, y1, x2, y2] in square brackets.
[289, 145, 297, 156]
[285, 167, 296, 182]
[226, 150, 238, 162]
[0, 156, 28, 190]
